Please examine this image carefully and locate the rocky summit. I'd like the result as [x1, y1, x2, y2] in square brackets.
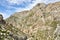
[1, 2, 60, 40]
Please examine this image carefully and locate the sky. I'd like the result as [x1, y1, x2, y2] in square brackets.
[0, 0, 60, 19]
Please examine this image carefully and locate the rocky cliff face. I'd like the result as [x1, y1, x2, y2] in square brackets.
[6, 2, 60, 40]
[0, 14, 28, 40]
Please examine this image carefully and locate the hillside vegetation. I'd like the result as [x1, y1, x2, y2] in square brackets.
[2, 2, 60, 40]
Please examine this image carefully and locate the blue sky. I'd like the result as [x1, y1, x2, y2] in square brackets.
[0, 0, 60, 19]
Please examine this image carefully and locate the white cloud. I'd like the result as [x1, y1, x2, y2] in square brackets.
[6, 0, 32, 5]
[6, 0, 42, 5]
[7, 0, 22, 4]
[6, 0, 60, 5]
[40, 0, 60, 4]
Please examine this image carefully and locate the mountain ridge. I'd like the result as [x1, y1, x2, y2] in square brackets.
[6, 2, 60, 40]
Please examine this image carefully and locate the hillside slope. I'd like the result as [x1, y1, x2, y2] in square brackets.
[6, 2, 60, 40]
[0, 14, 28, 40]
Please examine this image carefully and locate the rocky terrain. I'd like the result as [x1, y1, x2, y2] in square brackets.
[0, 1, 60, 40]
[0, 14, 28, 40]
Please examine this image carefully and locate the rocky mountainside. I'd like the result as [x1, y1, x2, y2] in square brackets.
[0, 14, 28, 40]
[6, 2, 60, 40]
